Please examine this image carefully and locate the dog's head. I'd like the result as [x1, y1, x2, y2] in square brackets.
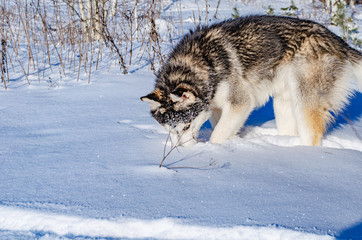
[141, 84, 209, 147]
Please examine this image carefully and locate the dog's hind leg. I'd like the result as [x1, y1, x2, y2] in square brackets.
[303, 106, 330, 146]
[289, 58, 338, 146]
[291, 100, 330, 146]
[273, 88, 298, 136]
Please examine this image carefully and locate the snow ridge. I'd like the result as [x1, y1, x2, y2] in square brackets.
[0, 206, 334, 240]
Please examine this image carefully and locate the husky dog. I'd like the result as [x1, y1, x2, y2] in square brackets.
[141, 15, 362, 147]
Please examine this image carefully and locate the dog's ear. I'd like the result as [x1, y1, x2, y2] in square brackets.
[141, 89, 162, 111]
[170, 88, 196, 110]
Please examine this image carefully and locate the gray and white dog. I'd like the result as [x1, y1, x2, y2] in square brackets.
[141, 15, 362, 147]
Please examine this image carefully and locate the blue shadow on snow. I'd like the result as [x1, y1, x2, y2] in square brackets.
[337, 221, 362, 240]
[201, 91, 362, 132]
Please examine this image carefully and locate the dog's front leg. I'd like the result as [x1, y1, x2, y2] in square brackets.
[210, 102, 253, 144]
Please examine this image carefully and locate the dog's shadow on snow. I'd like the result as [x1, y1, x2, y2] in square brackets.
[331, 91, 362, 132]
[338, 221, 362, 240]
[200, 91, 362, 136]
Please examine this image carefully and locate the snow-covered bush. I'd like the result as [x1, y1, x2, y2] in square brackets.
[0, 0, 182, 88]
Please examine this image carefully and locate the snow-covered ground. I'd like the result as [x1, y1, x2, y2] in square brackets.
[1, 0, 362, 239]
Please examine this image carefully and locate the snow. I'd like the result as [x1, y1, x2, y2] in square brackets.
[0, 206, 334, 240]
[1, 0, 362, 239]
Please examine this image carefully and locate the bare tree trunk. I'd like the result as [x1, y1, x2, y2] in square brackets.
[79, 0, 91, 42]
[111, 0, 117, 17]
[135, 0, 138, 41]
[93, 0, 101, 40]
[1, 39, 8, 90]
[0, 0, 7, 89]
[87, 0, 94, 40]
[102, 0, 108, 25]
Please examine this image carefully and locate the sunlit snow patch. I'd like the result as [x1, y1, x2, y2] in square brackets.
[0, 206, 334, 240]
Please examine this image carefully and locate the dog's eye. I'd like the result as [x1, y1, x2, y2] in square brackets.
[173, 87, 188, 97]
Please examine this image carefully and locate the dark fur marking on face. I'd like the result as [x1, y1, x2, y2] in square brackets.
[151, 102, 207, 128]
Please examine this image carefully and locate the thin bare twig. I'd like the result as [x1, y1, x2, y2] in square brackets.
[160, 131, 178, 168]
[166, 159, 217, 170]
[159, 130, 197, 168]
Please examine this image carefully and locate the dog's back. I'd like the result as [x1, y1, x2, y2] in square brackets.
[143, 16, 362, 146]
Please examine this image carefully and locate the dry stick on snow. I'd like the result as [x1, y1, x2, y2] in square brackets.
[166, 160, 216, 170]
[160, 132, 177, 168]
[159, 131, 197, 168]
[159, 131, 217, 170]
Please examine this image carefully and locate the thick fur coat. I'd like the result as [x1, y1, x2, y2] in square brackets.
[141, 15, 362, 147]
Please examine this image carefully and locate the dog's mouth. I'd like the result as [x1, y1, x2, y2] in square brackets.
[162, 110, 211, 147]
